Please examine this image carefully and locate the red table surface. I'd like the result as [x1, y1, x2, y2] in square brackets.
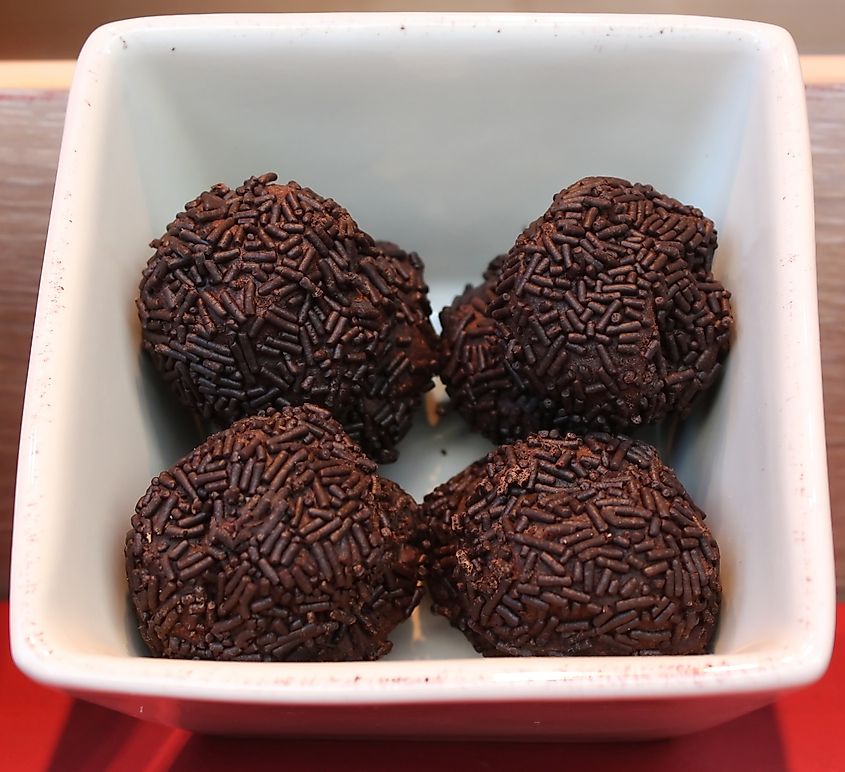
[2, 602, 843, 772]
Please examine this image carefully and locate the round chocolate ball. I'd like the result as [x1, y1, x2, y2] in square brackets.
[137, 173, 439, 463]
[423, 431, 721, 656]
[126, 404, 425, 662]
[488, 176, 732, 430]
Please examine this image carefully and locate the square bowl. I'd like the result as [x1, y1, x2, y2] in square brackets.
[11, 13, 835, 739]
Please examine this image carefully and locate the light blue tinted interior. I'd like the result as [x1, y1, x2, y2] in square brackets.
[45, 19, 785, 659]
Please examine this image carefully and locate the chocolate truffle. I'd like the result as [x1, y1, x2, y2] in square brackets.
[137, 173, 439, 463]
[126, 404, 425, 662]
[423, 431, 720, 656]
[440, 177, 733, 441]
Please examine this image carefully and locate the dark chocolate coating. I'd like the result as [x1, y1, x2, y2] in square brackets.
[423, 431, 721, 656]
[440, 256, 567, 444]
[137, 173, 439, 463]
[441, 177, 732, 440]
[126, 404, 425, 662]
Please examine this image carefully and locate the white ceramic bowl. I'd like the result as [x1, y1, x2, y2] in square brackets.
[11, 13, 834, 739]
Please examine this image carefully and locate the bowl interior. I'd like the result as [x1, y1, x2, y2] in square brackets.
[25, 16, 810, 664]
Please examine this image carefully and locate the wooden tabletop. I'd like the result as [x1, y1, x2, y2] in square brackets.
[1, 62, 843, 600]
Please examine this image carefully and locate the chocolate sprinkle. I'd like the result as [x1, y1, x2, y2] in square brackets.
[126, 404, 425, 661]
[439, 255, 570, 443]
[422, 431, 720, 656]
[440, 177, 733, 442]
[137, 174, 439, 463]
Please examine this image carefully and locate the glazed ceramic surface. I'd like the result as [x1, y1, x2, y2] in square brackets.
[11, 13, 833, 738]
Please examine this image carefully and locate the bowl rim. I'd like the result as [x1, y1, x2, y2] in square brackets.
[10, 11, 835, 706]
